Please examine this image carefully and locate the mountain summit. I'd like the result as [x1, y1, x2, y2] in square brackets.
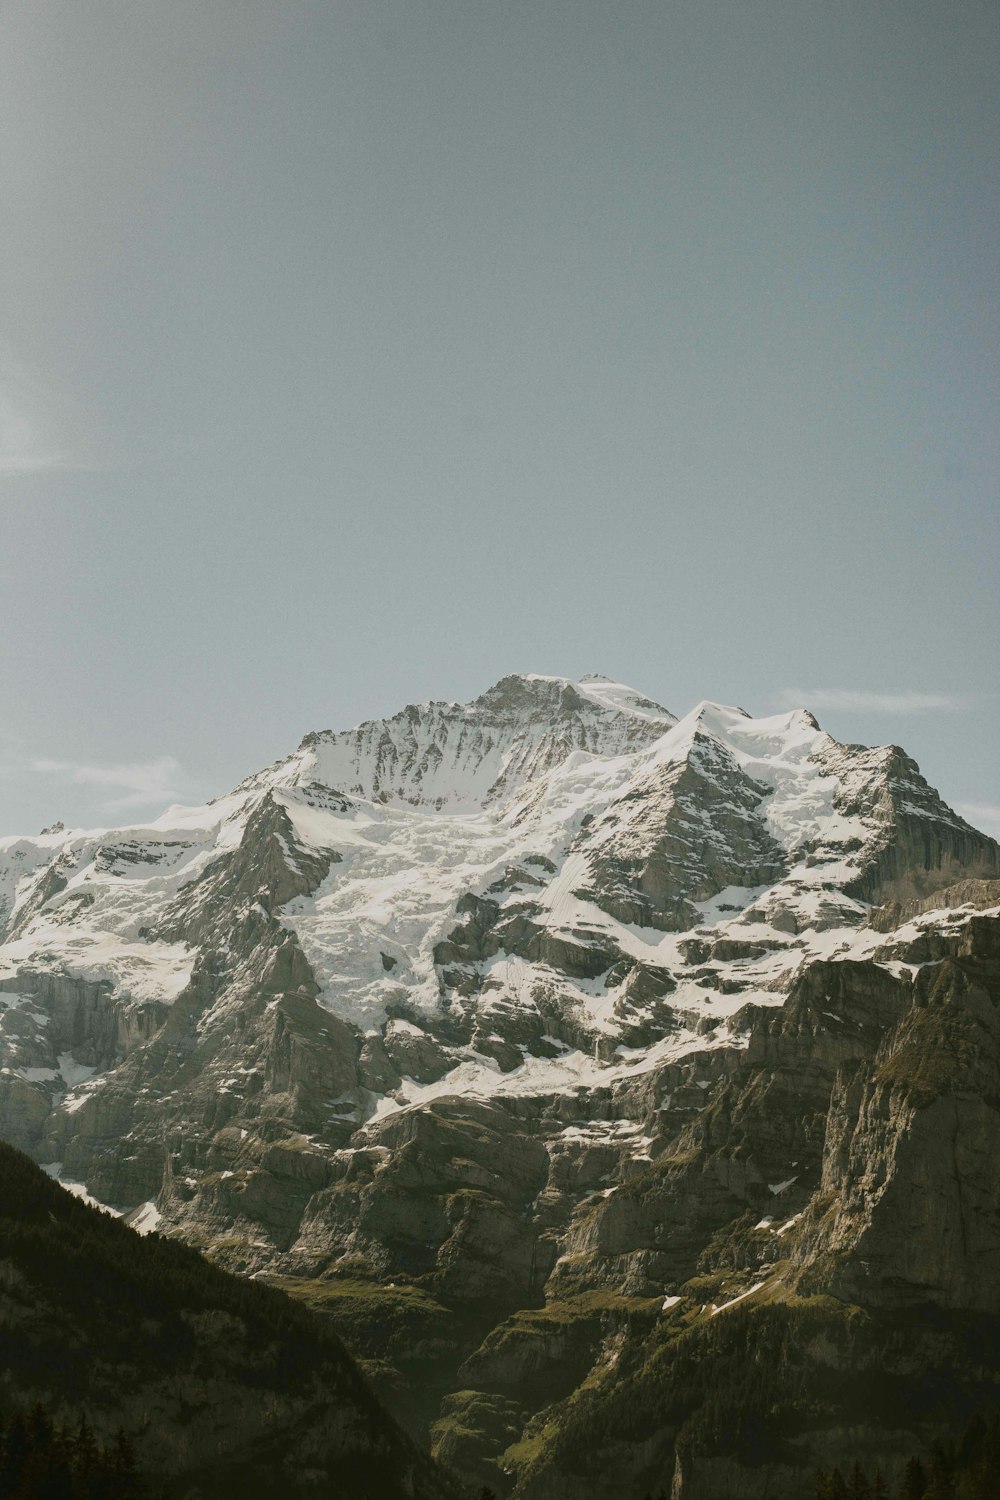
[274, 671, 676, 811]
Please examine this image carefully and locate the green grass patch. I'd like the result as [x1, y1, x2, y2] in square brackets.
[505, 1290, 662, 1329]
[269, 1273, 445, 1317]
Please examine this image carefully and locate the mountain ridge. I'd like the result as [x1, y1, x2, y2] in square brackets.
[1, 669, 999, 1496]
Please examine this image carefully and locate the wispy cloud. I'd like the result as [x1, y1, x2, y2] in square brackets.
[776, 688, 965, 715]
[954, 802, 1000, 838]
[0, 342, 104, 478]
[31, 756, 182, 811]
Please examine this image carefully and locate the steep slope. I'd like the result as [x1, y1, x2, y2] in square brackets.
[1, 670, 999, 1496]
[498, 911, 1000, 1499]
[0, 1140, 459, 1499]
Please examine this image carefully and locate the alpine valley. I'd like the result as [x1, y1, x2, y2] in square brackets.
[2, 672, 1000, 1498]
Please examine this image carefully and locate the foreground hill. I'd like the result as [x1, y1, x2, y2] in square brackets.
[1, 671, 999, 1494]
[0, 1141, 459, 1499]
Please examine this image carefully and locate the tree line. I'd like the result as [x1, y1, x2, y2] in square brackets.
[814, 1413, 1000, 1500]
[0, 1406, 143, 1499]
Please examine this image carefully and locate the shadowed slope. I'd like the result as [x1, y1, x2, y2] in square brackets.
[0, 1142, 460, 1500]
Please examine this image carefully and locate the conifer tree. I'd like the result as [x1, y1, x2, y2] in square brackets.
[972, 1415, 1000, 1500]
[898, 1456, 927, 1500]
[956, 1413, 985, 1472]
[1, 1414, 30, 1490]
[923, 1439, 956, 1500]
[74, 1414, 100, 1487]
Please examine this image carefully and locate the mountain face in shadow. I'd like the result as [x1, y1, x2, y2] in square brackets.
[0, 1141, 460, 1499]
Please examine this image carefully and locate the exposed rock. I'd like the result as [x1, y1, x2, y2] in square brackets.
[580, 731, 788, 931]
[383, 1019, 453, 1084]
[867, 875, 1000, 932]
[794, 956, 1000, 1312]
[836, 746, 1000, 905]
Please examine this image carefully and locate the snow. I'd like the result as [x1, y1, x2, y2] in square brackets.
[710, 1281, 767, 1315]
[57, 1053, 97, 1087]
[280, 673, 674, 816]
[570, 675, 676, 725]
[0, 817, 204, 1007]
[129, 1201, 162, 1235]
[661, 1295, 682, 1310]
[0, 931, 195, 1005]
[57, 1057, 108, 1114]
[2, 672, 992, 1130]
[41, 1163, 120, 1215]
[363, 1023, 737, 1125]
[0, 992, 36, 1011]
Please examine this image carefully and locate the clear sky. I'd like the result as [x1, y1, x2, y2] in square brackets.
[1, 1, 997, 836]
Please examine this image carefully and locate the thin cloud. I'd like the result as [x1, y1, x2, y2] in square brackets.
[777, 688, 965, 715]
[0, 342, 105, 477]
[954, 802, 1000, 838]
[31, 755, 182, 811]
[0, 377, 65, 475]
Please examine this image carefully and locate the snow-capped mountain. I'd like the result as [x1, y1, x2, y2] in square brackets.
[1, 672, 992, 1111]
[1, 671, 999, 1497]
[277, 672, 677, 810]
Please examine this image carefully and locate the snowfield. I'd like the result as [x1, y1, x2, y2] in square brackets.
[2, 671, 997, 1140]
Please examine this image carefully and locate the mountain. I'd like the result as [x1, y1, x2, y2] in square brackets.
[0, 1139, 459, 1499]
[1, 670, 999, 1497]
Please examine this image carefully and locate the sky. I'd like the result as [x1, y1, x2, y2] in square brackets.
[1, 0, 997, 836]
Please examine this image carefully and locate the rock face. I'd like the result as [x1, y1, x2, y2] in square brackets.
[296, 672, 676, 811]
[794, 921, 1000, 1314]
[1, 671, 999, 1496]
[580, 726, 788, 931]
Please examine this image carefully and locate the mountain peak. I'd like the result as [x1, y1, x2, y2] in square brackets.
[282, 672, 675, 812]
[472, 671, 674, 727]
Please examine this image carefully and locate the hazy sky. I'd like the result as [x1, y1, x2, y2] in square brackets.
[1, 1, 997, 835]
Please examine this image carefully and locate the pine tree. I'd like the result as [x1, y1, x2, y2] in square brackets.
[970, 1415, 1000, 1500]
[106, 1429, 144, 1499]
[27, 1403, 54, 1454]
[898, 1456, 927, 1500]
[924, 1439, 956, 1500]
[956, 1413, 986, 1472]
[825, 1468, 850, 1500]
[29, 1451, 74, 1500]
[73, 1414, 100, 1488]
[1, 1413, 30, 1491]
[848, 1460, 871, 1499]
